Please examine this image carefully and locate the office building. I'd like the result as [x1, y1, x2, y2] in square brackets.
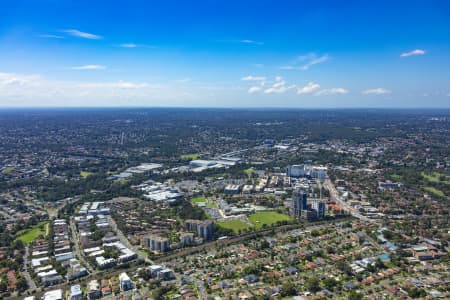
[311, 200, 326, 219]
[224, 184, 240, 194]
[43, 290, 63, 300]
[185, 219, 214, 240]
[291, 189, 307, 218]
[144, 235, 170, 252]
[69, 285, 82, 300]
[287, 165, 306, 178]
[300, 209, 317, 221]
[179, 232, 194, 246]
[119, 272, 133, 291]
[87, 280, 102, 300]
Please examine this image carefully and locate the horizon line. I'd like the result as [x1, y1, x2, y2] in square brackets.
[0, 106, 450, 112]
[0, 106, 450, 111]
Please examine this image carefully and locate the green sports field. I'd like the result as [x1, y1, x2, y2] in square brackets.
[217, 220, 252, 233]
[248, 211, 292, 229]
[180, 153, 201, 160]
[15, 221, 49, 244]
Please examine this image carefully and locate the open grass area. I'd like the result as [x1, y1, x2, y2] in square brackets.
[191, 196, 206, 204]
[80, 171, 94, 178]
[180, 153, 201, 160]
[422, 172, 450, 185]
[15, 221, 48, 244]
[192, 196, 218, 208]
[2, 166, 14, 174]
[249, 211, 292, 229]
[217, 220, 252, 233]
[243, 168, 256, 176]
[212, 173, 228, 179]
[389, 174, 402, 181]
[115, 178, 129, 185]
[205, 199, 218, 209]
[423, 186, 449, 200]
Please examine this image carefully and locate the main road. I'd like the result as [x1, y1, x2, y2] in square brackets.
[69, 218, 95, 273]
[324, 179, 373, 223]
[23, 246, 37, 291]
[107, 215, 150, 263]
[9, 218, 353, 300]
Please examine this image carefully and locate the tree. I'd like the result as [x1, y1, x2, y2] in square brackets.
[375, 258, 385, 270]
[16, 277, 28, 292]
[323, 277, 339, 290]
[305, 276, 320, 293]
[408, 288, 426, 298]
[0, 279, 7, 293]
[311, 229, 320, 237]
[281, 282, 296, 296]
[91, 230, 105, 241]
[337, 261, 353, 276]
[348, 291, 362, 300]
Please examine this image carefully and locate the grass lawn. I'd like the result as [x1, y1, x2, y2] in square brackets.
[423, 186, 449, 200]
[217, 220, 252, 234]
[80, 171, 94, 178]
[2, 166, 14, 174]
[180, 153, 201, 160]
[115, 178, 129, 185]
[204, 198, 218, 209]
[249, 211, 292, 229]
[390, 174, 402, 181]
[191, 196, 206, 204]
[212, 173, 227, 179]
[15, 221, 48, 244]
[243, 168, 256, 176]
[192, 196, 218, 208]
[422, 172, 450, 185]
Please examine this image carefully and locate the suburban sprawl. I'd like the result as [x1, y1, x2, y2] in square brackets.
[0, 108, 449, 300]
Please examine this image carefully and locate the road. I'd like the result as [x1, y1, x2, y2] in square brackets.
[23, 246, 37, 291]
[107, 215, 150, 263]
[191, 277, 208, 300]
[359, 231, 385, 252]
[11, 210, 352, 300]
[324, 179, 373, 223]
[154, 218, 351, 263]
[69, 218, 95, 273]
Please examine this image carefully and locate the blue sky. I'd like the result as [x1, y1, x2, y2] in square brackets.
[0, 0, 449, 107]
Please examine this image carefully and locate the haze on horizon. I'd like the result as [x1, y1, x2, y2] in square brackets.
[0, 0, 449, 108]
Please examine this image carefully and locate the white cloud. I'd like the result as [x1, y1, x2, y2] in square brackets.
[241, 76, 266, 81]
[0, 71, 192, 106]
[297, 82, 320, 94]
[248, 85, 263, 94]
[70, 65, 106, 70]
[176, 78, 191, 83]
[241, 75, 347, 96]
[119, 43, 138, 48]
[38, 34, 65, 39]
[245, 76, 266, 93]
[263, 77, 295, 94]
[0, 72, 40, 87]
[400, 49, 425, 57]
[280, 53, 330, 70]
[62, 29, 102, 40]
[78, 81, 150, 89]
[279, 65, 295, 70]
[118, 43, 156, 49]
[315, 88, 349, 96]
[362, 88, 391, 95]
[240, 39, 264, 45]
[300, 54, 329, 70]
